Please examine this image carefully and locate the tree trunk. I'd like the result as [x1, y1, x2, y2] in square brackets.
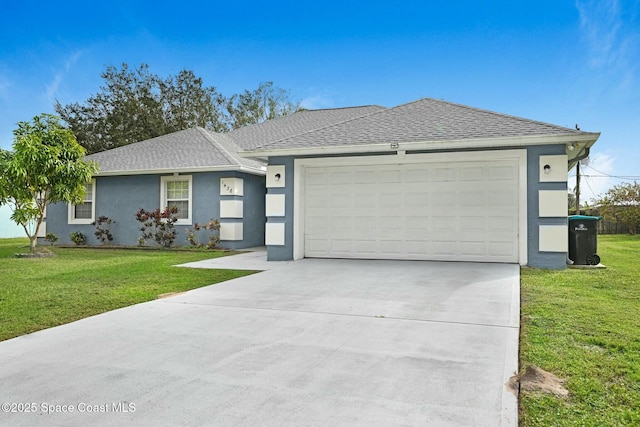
[29, 235, 37, 253]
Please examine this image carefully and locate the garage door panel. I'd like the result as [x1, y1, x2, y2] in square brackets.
[304, 159, 519, 263]
[354, 170, 376, 183]
[432, 167, 457, 182]
[378, 169, 402, 183]
[329, 193, 351, 208]
[405, 168, 430, 182]
[378, 190, 402, 208]
[430, 216, 455, 232]
[354, 194, 375, 207]
[488, 216, 517, 232]
[460, 216, 486, 231]
[432, 241, 456, 256]
[378, 239, 403, 255]
[460, 191, 485, 207]
[329, 170, 351, 184]
[432, 192, 456, 207]
[406, 193, 429, 207]
[460, 241, 486, 256]
[489, 190, 517, 207]
[306, 238, 329, 254]
[460, 166, 485, 181]
[489, 165, 517, 180]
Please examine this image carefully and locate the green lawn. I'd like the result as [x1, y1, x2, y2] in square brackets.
[0, 238, 256, 341]
[520, 234, 640, 426]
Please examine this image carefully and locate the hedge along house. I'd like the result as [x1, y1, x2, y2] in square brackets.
[43, 106, 384, 249]
[240, 98, 600, 269]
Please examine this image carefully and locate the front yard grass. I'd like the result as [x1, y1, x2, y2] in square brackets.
[519, 234, 640, 426]
[0, 238, 256, 341]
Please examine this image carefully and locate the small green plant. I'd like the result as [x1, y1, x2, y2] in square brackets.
[69, 231, 86, 245]
[44, 232, 58, 245]
[137, 236, 145, 247]
[185, 219, 221, 249]
[92, 215, 115, 244]
[135, 207, 179, 247]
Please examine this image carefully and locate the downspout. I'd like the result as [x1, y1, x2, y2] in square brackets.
[571, 146, 590, 213]
[567, 146, 591, 265]
[571, 146, 591, 165]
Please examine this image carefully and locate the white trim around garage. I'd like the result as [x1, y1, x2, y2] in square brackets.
[243, 133, 596, 159]
[294, 150, 528, 264]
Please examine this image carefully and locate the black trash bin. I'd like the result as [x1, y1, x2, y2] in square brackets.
[568, 215, 602, 265]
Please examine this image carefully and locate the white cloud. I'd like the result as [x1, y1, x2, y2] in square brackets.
[576, 0, 622, 68]
[575, 0, 639, 91]
[45, 50, 84, 102]
[300, 94, 335, 110]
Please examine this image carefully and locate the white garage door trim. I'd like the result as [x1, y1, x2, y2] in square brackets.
[294, 150, 528, 264]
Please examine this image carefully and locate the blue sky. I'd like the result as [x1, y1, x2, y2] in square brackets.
[1, 0, 638, 202]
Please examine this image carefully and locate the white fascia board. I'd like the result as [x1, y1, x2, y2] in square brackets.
[94, 165, 267, 177]
[239, 133, 600, 159]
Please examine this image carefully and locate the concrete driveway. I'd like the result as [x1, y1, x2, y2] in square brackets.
[0, 256, 519, 426]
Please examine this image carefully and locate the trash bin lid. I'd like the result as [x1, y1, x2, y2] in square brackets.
[568, 215, 602, 221]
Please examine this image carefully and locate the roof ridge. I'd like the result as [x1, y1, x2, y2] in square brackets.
[415, 97, 584, 134]
[195, 127, 241, 166]
[299, 105, 384, 112]
[226, 105, 385, 136]
[247, 105, 388, 150]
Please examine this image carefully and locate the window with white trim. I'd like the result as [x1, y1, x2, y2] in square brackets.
[68, 180, 96, 224]
[161, 175, 192, 225]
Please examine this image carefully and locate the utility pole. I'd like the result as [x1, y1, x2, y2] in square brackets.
[575, 162, 581, 214]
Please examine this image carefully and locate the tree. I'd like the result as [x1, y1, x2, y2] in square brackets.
[0, 114, 98, 252]
[594, 182, 640, 234]
[55, 64, 300, 154]
[225, 81, 300, 129]
[568, 192, 577, 213]
[159, 70, 227, 133]
[56, 63, 166, 153]
[55, 64, 226, 153]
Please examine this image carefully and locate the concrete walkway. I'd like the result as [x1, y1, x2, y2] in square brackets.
[0, 255, 519, 426]
[177, 247, 291, 271]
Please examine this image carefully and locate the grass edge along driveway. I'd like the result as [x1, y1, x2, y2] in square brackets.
[519, 234, 640, 426]
[0, 238, 256, 342]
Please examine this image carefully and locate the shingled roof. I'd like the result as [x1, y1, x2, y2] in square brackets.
[87, 106, 385, 175]
[242, 98, 599, 153]
[87, 98, 599, 175]
[227, 105, 385, 149]
[87, 127, 265, 175]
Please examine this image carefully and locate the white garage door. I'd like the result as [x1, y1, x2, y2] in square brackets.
[303, 158, 520, 263]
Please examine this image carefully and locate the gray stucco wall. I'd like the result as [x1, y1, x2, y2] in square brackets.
[266, 157, 294, 261]
[235, 172, 266, 248]
[43, 171, 265, 249]
[266, 146, 571, 269]
[526, 144, 568, 269]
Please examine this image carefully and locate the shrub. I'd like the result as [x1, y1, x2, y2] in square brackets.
[44, 232, 58, 245]
[135, 207, 179, 247]
[69, 231, 86, 245]
[185, 219, 221, 249]
[92, 215, 115, 244]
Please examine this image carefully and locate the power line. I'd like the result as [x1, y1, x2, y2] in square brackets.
[582, 164, 640, 180]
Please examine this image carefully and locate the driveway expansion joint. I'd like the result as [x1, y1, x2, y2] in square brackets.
[158, 299, 518, 329]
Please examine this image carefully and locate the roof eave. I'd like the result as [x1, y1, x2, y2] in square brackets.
[239, 133, 601, 159]
[93, 164, 267, 177]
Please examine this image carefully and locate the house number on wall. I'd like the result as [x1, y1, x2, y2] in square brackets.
[222, 182, 233, 194]
[220, 177, 243, 196]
